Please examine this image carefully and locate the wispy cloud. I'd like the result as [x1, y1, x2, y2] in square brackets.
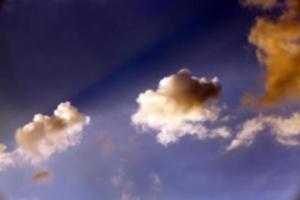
[228, 112, 300, 150]
[111, 167, 162, 200]
[98, 134, 116, 152]
[111, 168, 140, 200]
[132, 69, 230, 146]
[120, 193, 141, 200]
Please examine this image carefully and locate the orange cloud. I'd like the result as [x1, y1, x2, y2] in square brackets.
[241, 0, 277, 9]
[245, 0, 300, 107]
[33, 170, 53, 182]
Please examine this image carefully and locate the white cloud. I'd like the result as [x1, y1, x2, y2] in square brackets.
[132, 69, 230, 146]
[0, 102, 90, 170]
[265, 113, 300, 146]
[149, 173, 162, 199]
[111, 168, 139, 200]
[112, 168, 162, 200]
[227, 112, 300, 150]
[226, 117, 265, 151]
[0, 146, 16, 171]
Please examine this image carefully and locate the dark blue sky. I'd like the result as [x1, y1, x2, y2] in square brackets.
[0, 0, 300, 199]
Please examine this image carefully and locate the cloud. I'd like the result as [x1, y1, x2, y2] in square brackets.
[120, 193, 141, 200]
[32, 170, 53, 182]
[243, 0, 300, 107]
[241, 0, 277, 9]
[150, 174, 161, 189]
[111, 168, 140, 200]
[0, 146, 16, 171]
[0, 102, 90, 170]
[111, 168, 162, 200]
[227, 117, 265, 150]
[0, 144, 6, 153]
[149, 173, 162, 200]
[227, 112, 300, 150]
[132, 69, 230, 146]
[98, 134, 116, 152]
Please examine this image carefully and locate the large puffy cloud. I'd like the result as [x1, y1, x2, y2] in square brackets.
[244, 0, 300, 107]
[0, 102, 90, 170]
[132, 69, 230, 146]
[15, 102, 90, 163]
[227, 112, 300, 150]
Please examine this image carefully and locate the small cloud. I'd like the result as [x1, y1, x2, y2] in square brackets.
[111, 168, 162, 200]
[241, 0, 277, 9]
[32, 170, 53, 182]
[98, 134, 116, 152]
[0, 146, 16, 171]
[120, 193, 140, 200]
[0, 102, 90, 170]
[0, 144, 6, 153]
[111, 168, 134, 189]
[111, 168, 138, 200]
[132, 69, 230, 146]
[150, 174, 161, 188]
[149, 173, 162, 199]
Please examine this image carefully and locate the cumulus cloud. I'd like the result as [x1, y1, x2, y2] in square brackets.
[16, 102, 90, 163]
[32, 170, 53, 182]
[243, 0, 300, 107]
[132, 69, 230, 146]
[227, 112, 300, 150]
[0, 102, 90, 170]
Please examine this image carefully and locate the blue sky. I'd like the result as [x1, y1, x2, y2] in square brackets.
[0, 0, 300, 199]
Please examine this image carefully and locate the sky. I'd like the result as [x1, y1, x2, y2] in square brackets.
[0, 0, 300, 199]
